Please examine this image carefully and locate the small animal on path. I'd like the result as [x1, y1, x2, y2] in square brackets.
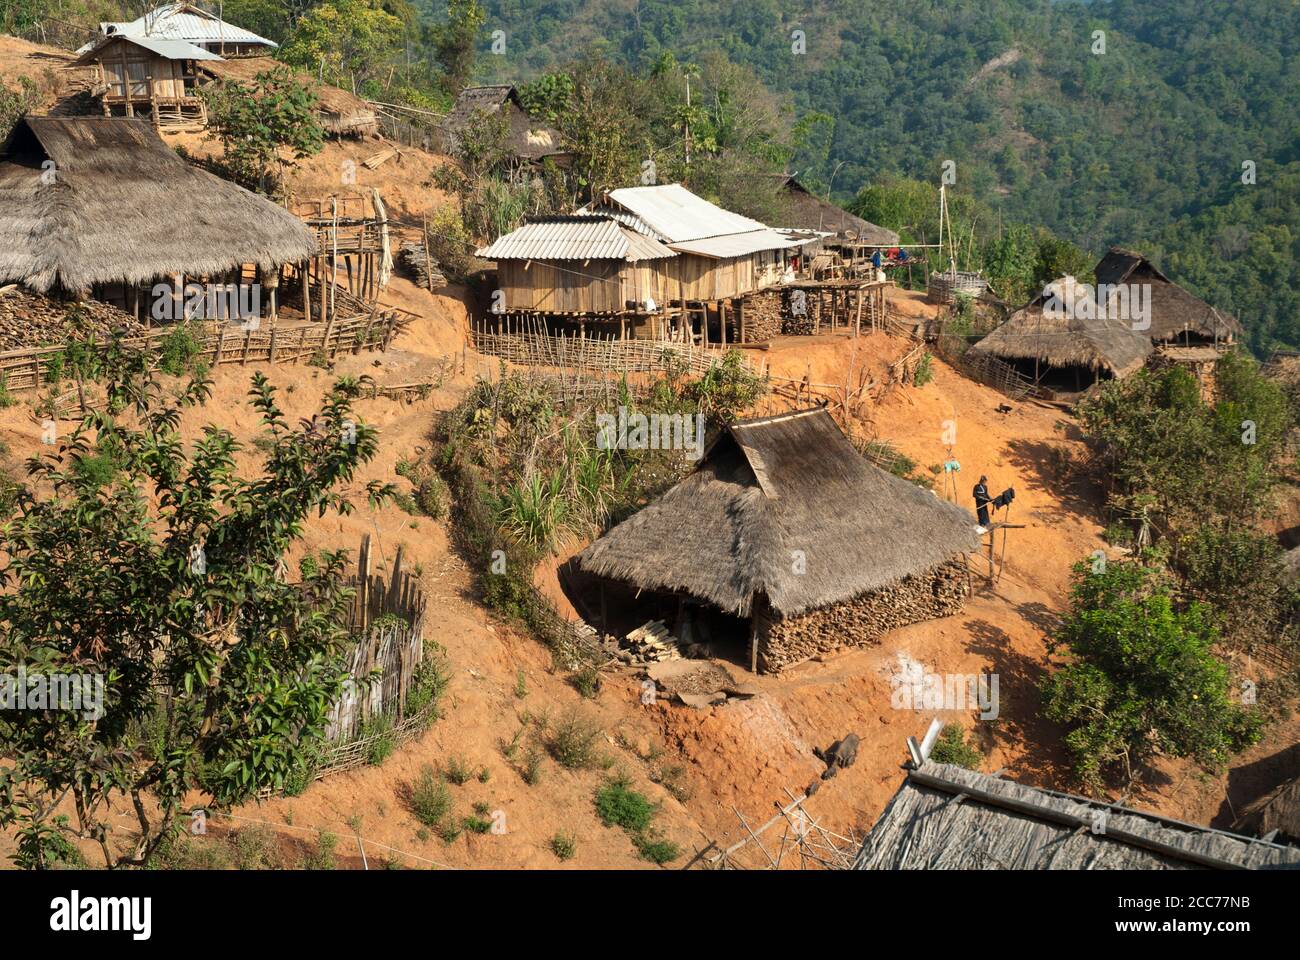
[813, 733, 861, 780]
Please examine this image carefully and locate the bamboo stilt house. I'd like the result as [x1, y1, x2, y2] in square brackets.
[0, 116, 316, 308]
[581, 183, 803, 301]
[1094, 247, 1241, 345]
[79, 3, 279, 57]
[476, 215, 676, 315]
[74, 33, 219, 126]
[855, 761, 1300, 869]
[966, 276, 1153, 390]
[572, 408, 979, 673]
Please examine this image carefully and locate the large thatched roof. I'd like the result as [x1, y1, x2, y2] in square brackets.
[1095, 247, 1241, 343]
[774, 175, 899, 245]
[855, 762, 1300, 869]
[967, 276, 1153, 378]
[0, 117, 315, 295]
[574, 408, 979, 618]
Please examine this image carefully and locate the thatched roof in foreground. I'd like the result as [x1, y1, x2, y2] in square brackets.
[967, 277, 1153, 378]
[1095, 247, 1241, 342]
[855, 762, 1300, 869]
[574, 408, 978, 618]
[0, 117, 316, 295]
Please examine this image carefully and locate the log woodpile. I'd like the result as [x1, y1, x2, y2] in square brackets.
[756, 558, 970, 673]
[0, 287, 144, 351]
[617, 619, 684, 664]
[740, 290, 783, 343]
[397, 242, 448, 289]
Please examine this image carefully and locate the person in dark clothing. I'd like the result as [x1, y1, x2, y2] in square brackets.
[973, 475, 991, 528]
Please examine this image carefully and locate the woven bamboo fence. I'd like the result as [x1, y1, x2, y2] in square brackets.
[472, 324, 750, 378]
[317, 535, 430, 778]
[0, 309, 409, 394]
[931, 332, 1048, 401]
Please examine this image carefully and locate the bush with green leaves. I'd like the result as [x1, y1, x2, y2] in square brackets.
[928, 724, 983, 770]
[406, 766, 453, 827]
[1041, 557, 1263, 793]
[0, 350, 394, 869]
[200, 66, 324, 195]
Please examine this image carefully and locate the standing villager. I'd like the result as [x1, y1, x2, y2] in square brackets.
[973, 475, 991, 530]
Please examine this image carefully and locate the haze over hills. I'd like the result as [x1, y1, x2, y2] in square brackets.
[470, 0, 1300, 350]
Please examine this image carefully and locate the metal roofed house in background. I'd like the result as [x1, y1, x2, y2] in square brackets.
[81, 3, 278, 55]
[855, 761, 1300, 869]
[76, 34, 223, 63]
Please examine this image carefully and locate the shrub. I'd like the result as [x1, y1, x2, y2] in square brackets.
[301, 830, 337, 870]
[595, 776, 656, 833]
[407, 766, 453, 826]
[444, 754, 473, 785]
[549, 831, 577, 861]
[928, 724, 982, 770]
[633, 834, 681, 865]
[548, 709, 603, 770]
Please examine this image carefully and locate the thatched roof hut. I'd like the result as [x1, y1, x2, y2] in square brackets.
[856, 762, 1300, 869]
[1094, 247, 1241, 344]
[967, 276, 1153, 382]
[438, 85, 567, 164]
[575, 408, 978, 620]
[0, 116, 315, 296]
[773, 174, 899, 245]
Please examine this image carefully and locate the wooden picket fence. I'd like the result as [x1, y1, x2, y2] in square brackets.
[317, 535, 431, 778]
[0, 310, 409, 394]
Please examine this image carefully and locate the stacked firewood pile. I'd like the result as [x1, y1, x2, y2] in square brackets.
[758, 559, 970, 673]
[0, 286, 145, 351]
[397, 242, 448, 289]
[781, 289, 820, 336]
[605, 620, 685, 665]
[741, 290, 782, 343]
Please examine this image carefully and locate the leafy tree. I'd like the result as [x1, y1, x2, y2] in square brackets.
[0, 349, 393, 868]
[432, 0, 486, 95]
[1041, 558, 1262, 792]
[201, 67, 324, 195]
[280, 0, 406, 94]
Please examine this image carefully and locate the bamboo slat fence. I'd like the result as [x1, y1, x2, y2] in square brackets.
[318, 536, 430, 778]
[472, 324, 751, 378]
[0, 310, 409, 394]
[931, 332, 1049, 401]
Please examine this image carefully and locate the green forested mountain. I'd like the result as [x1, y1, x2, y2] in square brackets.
[466, 0, 1300, 351]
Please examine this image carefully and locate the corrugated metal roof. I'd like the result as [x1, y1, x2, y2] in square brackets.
[668, 229, 800, 259]
[598, 184, 769, 243]
[101, 3, 277, 48]
[78, 34, 224, 61]
[477, 218, 675, 262]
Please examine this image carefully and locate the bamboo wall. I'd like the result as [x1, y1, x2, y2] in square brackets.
[493, 248, 788, 314]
